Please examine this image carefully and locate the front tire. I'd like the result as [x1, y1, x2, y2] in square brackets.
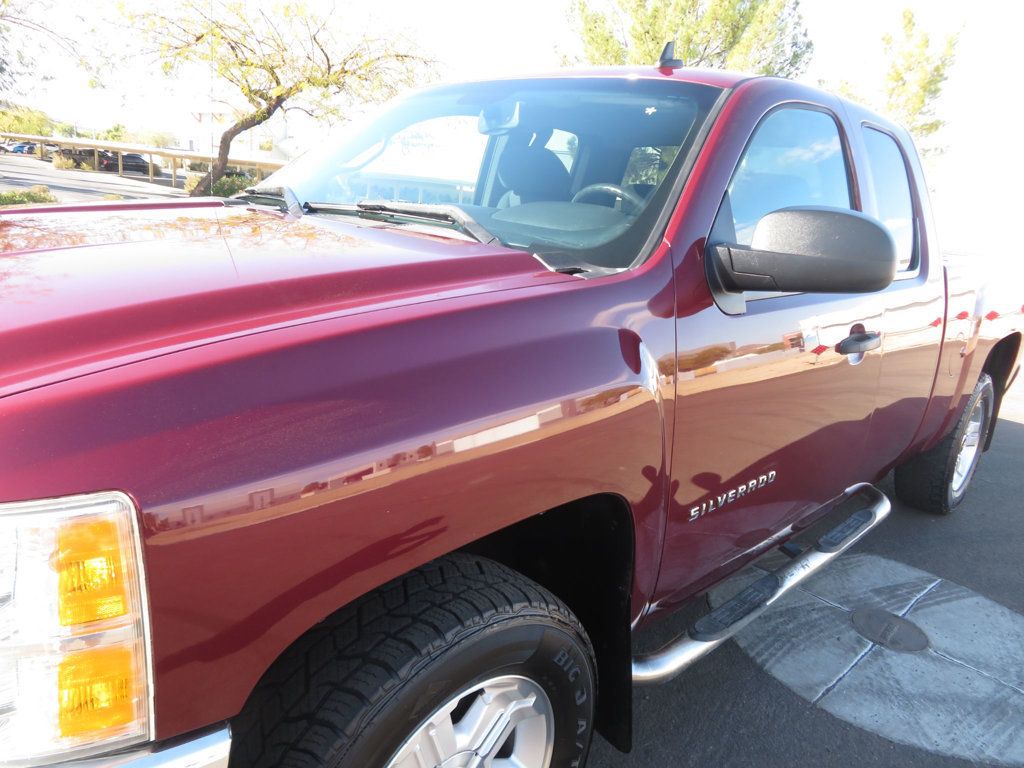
[895, 372, 995, 514]
[230, 554, 597, 768]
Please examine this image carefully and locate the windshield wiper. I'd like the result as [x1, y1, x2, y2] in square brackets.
[234, 185, 305, 217]
[305, 200, 499, 245]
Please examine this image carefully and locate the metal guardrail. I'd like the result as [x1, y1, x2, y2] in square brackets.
[0, 132, 285, 185]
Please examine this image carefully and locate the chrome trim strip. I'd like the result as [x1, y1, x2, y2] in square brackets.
[632, 483, 891, 685]
[58, 727, 231, 768]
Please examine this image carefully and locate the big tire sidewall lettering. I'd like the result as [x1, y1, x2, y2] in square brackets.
[335, 618, 595, 768]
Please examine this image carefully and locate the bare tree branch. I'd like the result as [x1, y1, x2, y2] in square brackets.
[123, 0, 430, 196]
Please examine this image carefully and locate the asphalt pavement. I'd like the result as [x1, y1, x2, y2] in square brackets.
[0, 152, 184, 202]
[591, 384, 1024, 767]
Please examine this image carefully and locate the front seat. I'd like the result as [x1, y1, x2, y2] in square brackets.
[496, 142, 571, 207]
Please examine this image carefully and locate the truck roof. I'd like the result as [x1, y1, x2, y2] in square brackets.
[500, 65, 750, 90]
[449, 66, 892, 127]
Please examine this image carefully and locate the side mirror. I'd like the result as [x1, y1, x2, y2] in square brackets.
[708, 207, 897, 298]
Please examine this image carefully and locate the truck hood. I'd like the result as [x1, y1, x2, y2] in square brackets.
[0, 199, 561, 397]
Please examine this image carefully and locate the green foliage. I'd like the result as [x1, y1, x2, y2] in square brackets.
[883, 10, 956, 141]
[211, 174, 252, 197]
[623, 145, 680, 185]
[258, 137, 273, 152]
[76, 155, 95, 171]
[0, 101, 54, 134]
[0, 184, 57, 206]
[573, 0, 813, 77]
[829, 10, 956, 148]
[102, 123, 127, 141]
[184, 172, 251, 197]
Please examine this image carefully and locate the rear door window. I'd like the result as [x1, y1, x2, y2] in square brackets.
[862, 127, 916, 270]
[624, 145, 681, 186]
[545, 129, 578, 172]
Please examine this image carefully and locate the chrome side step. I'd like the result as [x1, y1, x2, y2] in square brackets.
[632, 483, 891, 685]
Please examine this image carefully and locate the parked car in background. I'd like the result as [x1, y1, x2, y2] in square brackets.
[48, 147, 110, 169]
[0, 58, 1020, 768]
[59, 147, 114, 165]
[98, 151, 157, 175]
[10, 142, 36, 154]
[224, 166, 255, 179]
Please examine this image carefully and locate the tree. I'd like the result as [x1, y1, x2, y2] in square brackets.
[882, 9, 956, 143]
[102, 123, 127, 141]
[0, 0, 79, 94]
[128, 1, 425, 196]
[829, 10, 956, 151]
[0, 101, 55, 134]
[573, 0, 813, 77]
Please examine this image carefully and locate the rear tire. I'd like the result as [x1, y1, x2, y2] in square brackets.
[895, 373, 994, 514]
[230, 553, 596, 768]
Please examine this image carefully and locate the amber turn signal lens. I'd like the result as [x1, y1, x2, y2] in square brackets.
[57, 518, 129, 626]
[58, 645, 139, 738]
[1, 492, 151, 764]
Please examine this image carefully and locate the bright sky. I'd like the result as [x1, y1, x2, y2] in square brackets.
[13, 0, 1019, 251]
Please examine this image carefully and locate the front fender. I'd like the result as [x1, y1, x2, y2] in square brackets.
[0, 262, 676, 740]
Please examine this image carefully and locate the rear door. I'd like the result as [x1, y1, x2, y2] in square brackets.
[849, 120, 945, 464]
[656, 99, 884, 607]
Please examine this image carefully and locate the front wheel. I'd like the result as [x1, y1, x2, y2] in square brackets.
[895, 372, 995, 514]
[230, 554, 597, 768]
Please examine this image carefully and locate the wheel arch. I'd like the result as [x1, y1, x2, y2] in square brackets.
[228, 492, 639, 755]
[982, 331, 1021, 450]
[460, 493, 636, 753]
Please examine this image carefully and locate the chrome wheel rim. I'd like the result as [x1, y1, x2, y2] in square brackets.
[385, 675, 554, 768]
[952, 399, 986, 495]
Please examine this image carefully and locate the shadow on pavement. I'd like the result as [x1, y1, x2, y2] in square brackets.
[591, 411, 1023, 767]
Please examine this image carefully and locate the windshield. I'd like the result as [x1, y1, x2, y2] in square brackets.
[264, 77, 722, 269]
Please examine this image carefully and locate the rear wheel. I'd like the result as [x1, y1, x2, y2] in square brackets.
[895, 373, 994, 514]
[230, 553, 596, 768]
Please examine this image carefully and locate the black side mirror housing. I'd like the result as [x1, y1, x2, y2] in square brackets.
[707, 207, 897, 309]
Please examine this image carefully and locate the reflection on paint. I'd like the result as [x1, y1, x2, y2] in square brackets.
[150, 384, 650, 536]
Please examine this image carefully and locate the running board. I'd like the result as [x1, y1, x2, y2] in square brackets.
[632, 483, 891, 685]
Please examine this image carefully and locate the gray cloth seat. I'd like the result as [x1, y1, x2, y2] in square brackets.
[496, 144, 571, 206]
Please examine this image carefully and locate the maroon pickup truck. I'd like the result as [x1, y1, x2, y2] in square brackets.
[1, 58, 1021, 768]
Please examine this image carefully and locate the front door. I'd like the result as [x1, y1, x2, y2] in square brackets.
[655, 102, 884, 610]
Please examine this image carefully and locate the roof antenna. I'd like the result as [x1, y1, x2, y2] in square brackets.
[658, 41, 684, 70]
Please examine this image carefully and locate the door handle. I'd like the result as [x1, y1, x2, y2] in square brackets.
[836, 331, 881, 356]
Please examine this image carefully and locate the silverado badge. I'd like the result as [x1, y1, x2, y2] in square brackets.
[689, 470, 777, 522]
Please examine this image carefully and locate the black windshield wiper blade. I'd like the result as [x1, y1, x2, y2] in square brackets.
[235, 185, 304, 217]
[306, 200, 499, 245]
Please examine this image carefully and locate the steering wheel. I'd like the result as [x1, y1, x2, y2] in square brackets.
[571, 183, 645, 212]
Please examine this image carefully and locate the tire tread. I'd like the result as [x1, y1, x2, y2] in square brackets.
[230, 553, 588, 768]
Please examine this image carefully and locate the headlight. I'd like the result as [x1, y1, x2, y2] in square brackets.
[0, 492, 152, 766]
